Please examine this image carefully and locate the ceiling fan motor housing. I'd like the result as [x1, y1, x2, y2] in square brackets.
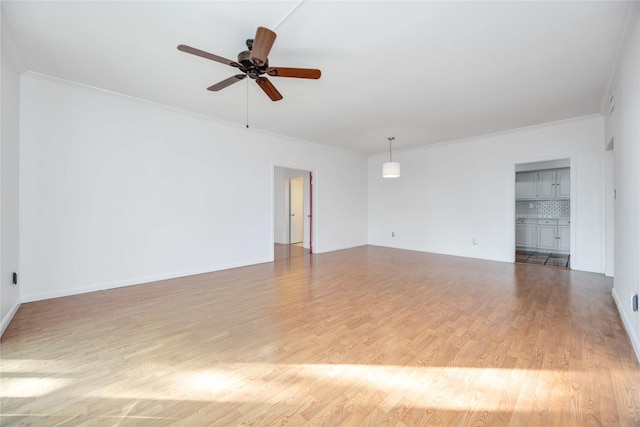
[237, 50, 268, 79]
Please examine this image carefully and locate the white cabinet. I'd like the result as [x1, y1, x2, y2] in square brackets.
[557, 169, 570, 198]
[537, 170, 556, 199]
[515, 172, 538, 199]
[516, 218, 570, 253]
[515, 168, 570, 200]
[529, 219, 570, 252]
[537, 221, 558, 250]
[515, 219, 537, 247]
[558, 220, 571, 251]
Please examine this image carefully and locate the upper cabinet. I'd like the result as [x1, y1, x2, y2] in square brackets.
[516, 168, 570, 200]
[515, 172, 537, 199]
[556, 168, 570, 198]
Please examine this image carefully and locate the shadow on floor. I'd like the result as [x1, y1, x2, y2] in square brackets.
[516, 250, 570, 269]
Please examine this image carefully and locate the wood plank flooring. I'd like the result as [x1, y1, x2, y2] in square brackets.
[274, 243, 309, 261]
[2, 246, 639, 426]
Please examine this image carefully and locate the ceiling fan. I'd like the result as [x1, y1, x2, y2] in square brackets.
[178, 27, 321, 101]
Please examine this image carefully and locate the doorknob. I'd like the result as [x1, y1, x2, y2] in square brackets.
[291, 214, 295, 216]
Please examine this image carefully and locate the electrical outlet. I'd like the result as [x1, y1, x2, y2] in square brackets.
[391, 232, 395, 237]
[473, 238, 479, 245]
[632, 294, 638, 312]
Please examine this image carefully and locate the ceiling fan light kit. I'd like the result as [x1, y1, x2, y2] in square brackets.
[178, 26, 321, 102]
[383, 137, 400, 178]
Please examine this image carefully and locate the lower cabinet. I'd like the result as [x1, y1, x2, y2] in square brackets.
[537, 224, 557, 250]
[516, 218, 570, 253]
[516, 219, 537, 247]
[558, 225, 570, 251]
[516, 224, 537, 247]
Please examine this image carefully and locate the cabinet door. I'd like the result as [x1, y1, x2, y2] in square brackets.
[516, 224, 536, 247]
[516, 172, 537, 199]
[537, 225, 557, 250]
[537, 170, 556, 199]
[556, 168, 570, 198]
[558, 225, 570, 251]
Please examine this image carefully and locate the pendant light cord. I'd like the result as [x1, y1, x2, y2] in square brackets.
[388, 136, 395, 162]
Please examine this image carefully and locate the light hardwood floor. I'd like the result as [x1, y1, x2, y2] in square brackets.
[2, 246, 639, 426]
[274, 243, 309, 261]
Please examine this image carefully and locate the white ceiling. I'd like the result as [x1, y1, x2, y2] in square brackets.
[1, 1, 633, 154]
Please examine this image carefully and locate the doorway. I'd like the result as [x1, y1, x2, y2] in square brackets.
[289, 177, 304, 244]
[274, 167, 312, 260]
[515, 159, 571, 269]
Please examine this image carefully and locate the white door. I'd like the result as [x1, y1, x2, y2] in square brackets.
[289, 177, 304, 244]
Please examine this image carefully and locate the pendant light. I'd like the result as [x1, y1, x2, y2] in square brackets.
[382, 137, 400, 178]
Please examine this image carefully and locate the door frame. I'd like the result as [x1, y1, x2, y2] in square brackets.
[272, 165, 316, 259]
[512, 156, 575, 265]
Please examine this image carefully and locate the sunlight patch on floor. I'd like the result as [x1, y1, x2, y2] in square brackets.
[67, 363, 564, 412]
[2, 377, 72, 398]
[1, 359, 77, 398]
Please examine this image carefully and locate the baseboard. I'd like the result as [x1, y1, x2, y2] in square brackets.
[21, 257, 273, 303]
[313, 243, 367, 254]
[612, 287, 640, 364]
[1, 299, 21, 336]
[370, 243, 514, 265]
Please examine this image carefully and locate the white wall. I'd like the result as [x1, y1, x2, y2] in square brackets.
[273, 167, 287, 244]
[368, 115, 605, 273]
[19, 73, 368, 302]
[604, 147, 614, 277]
[605, 8, 640, 361]
[1, 11, 24, 334]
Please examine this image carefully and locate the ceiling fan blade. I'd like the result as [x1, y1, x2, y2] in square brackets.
[267, 67, 321, 79]
[249, 27, 277, 66]
[256, 77, 283, 101]
[207, 74, 247, 91]
[178, 44, 239, 67]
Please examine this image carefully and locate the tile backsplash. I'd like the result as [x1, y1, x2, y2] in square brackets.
[516, 200, 570, 218]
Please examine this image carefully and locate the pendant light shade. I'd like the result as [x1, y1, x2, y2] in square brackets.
[382, 161, 401, 178]
[382, 137, 400, 178]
